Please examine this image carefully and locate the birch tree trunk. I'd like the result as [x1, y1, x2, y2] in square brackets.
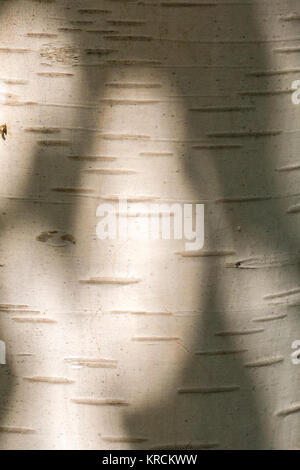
[0, 0, 299, 450]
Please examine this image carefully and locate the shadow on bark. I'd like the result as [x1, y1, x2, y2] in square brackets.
[121, 2, 295, 450]
[0, 0, 299, 450]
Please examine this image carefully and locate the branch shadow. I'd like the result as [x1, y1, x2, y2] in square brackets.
[121, 1, 300, 450]
[0, 0, 299, 450]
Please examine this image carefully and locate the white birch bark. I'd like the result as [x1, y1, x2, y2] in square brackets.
[0, 0, 298, 450]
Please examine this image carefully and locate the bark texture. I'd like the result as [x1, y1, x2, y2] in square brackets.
[0, 0, 299, 450]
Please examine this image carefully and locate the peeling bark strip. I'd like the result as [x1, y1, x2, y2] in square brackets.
[253, 314, 287, 322]
[287, 204, 300, 214]
[264, 287, 300, 300]
[58, 28, 82, 33]
[24, 127, 60, 134]
[83, 168, 137, 175]
[100, 195, 159, 202]
[160, 2, 216, 7]
[0, 78, 28, 85]
[277, 403, 300, 417]
[101, 437, 147, 443]
[148, 442, 219, 450]
[16, 353, 34, 357]
[139, 152, 173, 157]
[100, 99, 159, 105]
[280, 15, 300, 21]
[69, 156, 116, 161]
[275, 47, 300, 53]
[132, 336, 179, 342]
[195, 349, 247, 356]
[23, 377, 74, 384]
[80, 277, 141, 286]
[39, 103, 96, 109]
[244, 357, 284, 368]
[0, 427, 36, 434]
[216, 329, 264, 337]
[52, 188, 95, 194]
[192, 144, 242, 149]
[2, 309, 40, 314]
[86, 30, 117, 34]
[101, 133, 150, 141]
[104, 35, 153, 41]
[85, 49, 117, 55]
[37, 140, 70, 146]
[0, 48, 30, 53]
[177, 250, 235, 257]
[276, 163, 300, 172]
[78, 10, 112, 14]
[240, 89, 291, 96]
[70, 20, 94, 25]
[27, 33, 57, 38]
[12, 317, 56, 323]
[37, 73, 74, 78]
[178, 386, 239, 394]
[248, 68, 300, 76]
[65, 357, 118, 368]
[111, 310, 172, 316]
[106, 59, 161, 66]
[0, 304, 29, 310]
[216, 196, 271, 203]
[208, 130, 282, 138]
[106, 20, 146, 26]
[71, 398, 129, 406]
[189, 106, 254, 112]
[4, 100, 37, 106]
